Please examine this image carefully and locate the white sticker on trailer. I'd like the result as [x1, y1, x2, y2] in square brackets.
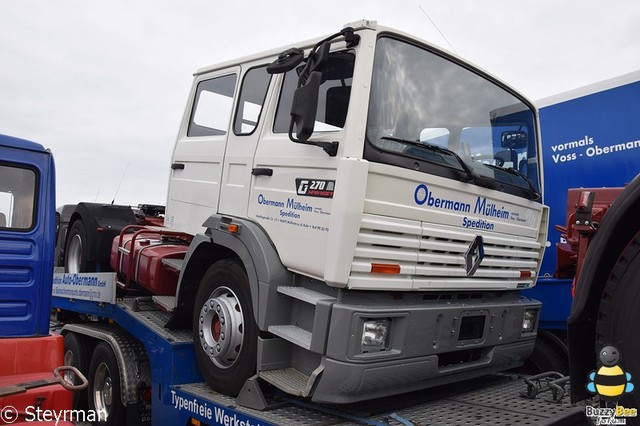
[52, 272, 116, 304]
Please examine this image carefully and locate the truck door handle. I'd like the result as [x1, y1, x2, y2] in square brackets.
[251, 168, 273, 176]
[171, 163, 185, 170]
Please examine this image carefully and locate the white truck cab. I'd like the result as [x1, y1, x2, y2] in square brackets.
[163, 20, 548, 403]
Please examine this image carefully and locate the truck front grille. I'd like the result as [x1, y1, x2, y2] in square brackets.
[348, 214, 543, 290]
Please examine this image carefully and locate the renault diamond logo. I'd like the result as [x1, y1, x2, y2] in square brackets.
[464, 235, 484, 276]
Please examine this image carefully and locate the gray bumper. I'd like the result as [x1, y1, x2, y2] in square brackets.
[312, 341, 533, 403]
[311, 291, 539, 403]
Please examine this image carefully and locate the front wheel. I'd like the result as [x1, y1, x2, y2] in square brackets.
[192, 259, 258, 396]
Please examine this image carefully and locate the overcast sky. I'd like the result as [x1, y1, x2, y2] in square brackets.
[1, 1, 639, 207]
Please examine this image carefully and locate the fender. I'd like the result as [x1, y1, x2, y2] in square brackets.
[168, 215, 292, 330]
[61, 323, 151, 407]
[568, 173, 640, 402]
[63, 203, 137, 268]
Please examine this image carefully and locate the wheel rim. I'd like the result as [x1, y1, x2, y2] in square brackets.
[198, 286, 244, 369]
[64, 349, 77, 384]
[66, 234, 82, 273]
[93, 362, 113, 420]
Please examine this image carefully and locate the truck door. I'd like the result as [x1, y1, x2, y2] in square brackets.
[0, 137, 55, 337]
[218, 64, 273, 216]
[165, 69, 239, 234]
[248, 50, 355, 278]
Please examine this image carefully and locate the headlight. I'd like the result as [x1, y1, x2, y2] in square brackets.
[361, 319, 389, 353]
[522, 308, 538, 333]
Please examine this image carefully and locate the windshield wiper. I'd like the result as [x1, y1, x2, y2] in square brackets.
[381, 136, 476, 183]
[484, 164, 540, 201]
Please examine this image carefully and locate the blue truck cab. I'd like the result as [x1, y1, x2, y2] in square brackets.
[0, 134, 78, 423]
[0, 133, 56, 336]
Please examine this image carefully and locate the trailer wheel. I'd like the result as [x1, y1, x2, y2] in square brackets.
[63, 333, 91, 410]
[595, 232, 640, 408]
[65, 220, 89, 273]
[192, 259, 257, 396]
[88, 342, 126, 425]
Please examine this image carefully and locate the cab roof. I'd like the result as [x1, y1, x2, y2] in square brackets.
[0, 134, 47, 153]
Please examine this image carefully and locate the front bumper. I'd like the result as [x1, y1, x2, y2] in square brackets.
[312, 291, 539, 403]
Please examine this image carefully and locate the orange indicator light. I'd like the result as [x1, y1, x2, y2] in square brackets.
[370, 263, 401, 274]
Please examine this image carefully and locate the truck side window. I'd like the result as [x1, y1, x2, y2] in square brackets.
[273, 51, 355, 134]
[233, 66, 272, 135]
[187, 74, 238, 137]
[0, 164, 37, 230]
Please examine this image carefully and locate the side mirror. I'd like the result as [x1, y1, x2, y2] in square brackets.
[290, 71, 321, 142]
[501, 131, 528, 149]
[289, 42, 330, 142]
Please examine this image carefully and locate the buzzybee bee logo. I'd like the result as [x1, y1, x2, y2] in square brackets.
[586, 345, 637, 424]
[587, 346, 634, 401]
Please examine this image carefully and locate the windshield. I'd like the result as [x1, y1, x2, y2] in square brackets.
[365, 36, 540, 200]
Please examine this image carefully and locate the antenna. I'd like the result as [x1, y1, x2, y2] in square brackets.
[111, 162, 130, 205]
[417, 3, 458, 55]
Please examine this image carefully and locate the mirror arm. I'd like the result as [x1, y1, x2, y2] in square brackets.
[288, 122, 339, 157]
[318, 141, 339, 156]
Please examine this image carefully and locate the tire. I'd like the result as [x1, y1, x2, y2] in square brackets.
[192, 259, 258, 396]
[63, 333, 91, 410]
[88, 342, 126, 426]
[519, 331, 569, 375]
[65, 220, 89, 273]
[595, 232, 640, 408]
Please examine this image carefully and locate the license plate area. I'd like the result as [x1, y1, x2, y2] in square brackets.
[458, 315, 486, 341]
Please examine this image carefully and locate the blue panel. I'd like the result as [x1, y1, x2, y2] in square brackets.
[539, 79, 640, 277]
[0, 302, 30, 317]
[524, 278, 573, 329]
[0, 240, 33, 255]
[157, 386, 276, 426]
[529, 78, 640, 333]
[0, 134, 55, 337]
[0, 267, 32, 283]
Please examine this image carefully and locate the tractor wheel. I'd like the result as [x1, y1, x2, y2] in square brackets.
[65, 220, 89, 273]
[192, 259, 257, 396]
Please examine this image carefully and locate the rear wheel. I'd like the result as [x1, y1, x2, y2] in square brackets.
[63, 333, 90, 410]
[192, 259, 257, 396]
[596, 232, 640, 408]
[65, 220, 89, 273]
[88, 342, 126, 425]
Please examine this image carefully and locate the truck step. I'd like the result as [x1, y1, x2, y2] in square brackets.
[161, 258, 184, 272]
[267, 325, 312, 350]
[277, 286, 336, 305]
[259, 367, 311, 397]
[152, 295, 176, 312]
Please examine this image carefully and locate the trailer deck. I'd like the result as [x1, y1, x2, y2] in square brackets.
[52, 293, 588, 425]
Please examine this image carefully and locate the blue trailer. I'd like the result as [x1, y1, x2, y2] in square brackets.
[524, 70, 640, 372]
